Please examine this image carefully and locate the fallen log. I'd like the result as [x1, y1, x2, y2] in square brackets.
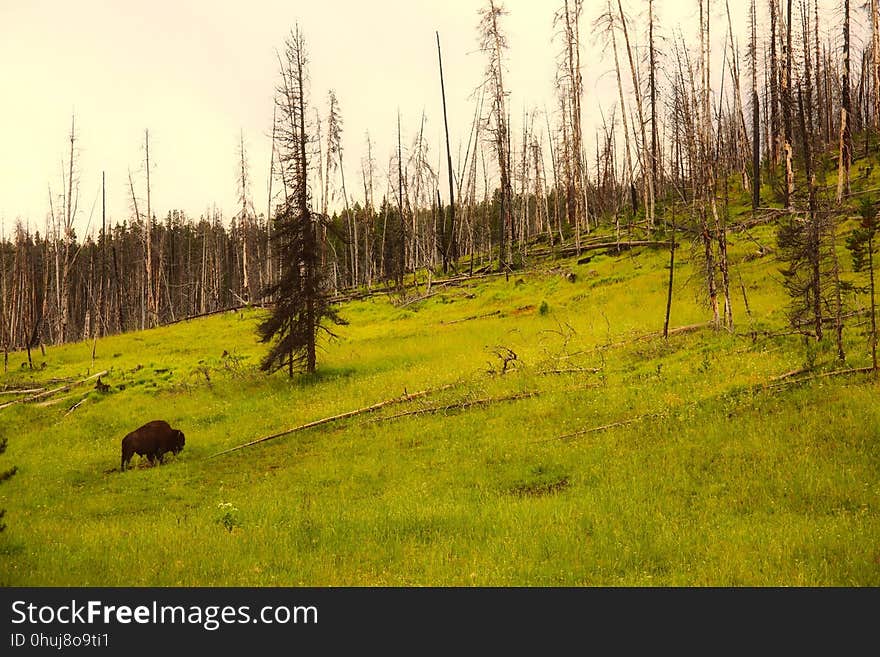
[545, 412, 665, 443]
[64, 395, 89, 416]
[330, 272, 508, 304]
[163, 305, 267, 327]
[0, 370, 108, 411]
[0, 387, 46, 396]
[442, 310, 502, 325]
[37, 392, 84, 408]
[586, 322, 710, 353]
[397, 292, 438, 308]
[429, 272, 510, 288]
[530, 240, 672, 260]
[767, 366, 876, 389]
[538, 367, 602, 375]
[539, 365, 875, 445]
[370, 391, 538, 422]
[769, 367, 810, 382]
[208, 383, 457, 458]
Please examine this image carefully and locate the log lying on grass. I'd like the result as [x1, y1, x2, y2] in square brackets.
[0, 387, 46, 396]
[442, 310, 502, 325]
[536, 364, 875, 445]
[208, 383, 457, 458]
[769, 367, 810, 382]
[370, 391, 539, 422]
[765, 366, 876, 389]
[538, 367, 602, 375]
[0, 370, 108, 411]
[529, 240, 672, 260]
[397, 292, 439, 308]
[64, 396, 88, 416]
[544, 412, 665, 443]
[585, 322, 711, 353]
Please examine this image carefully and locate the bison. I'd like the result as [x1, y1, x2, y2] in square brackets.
[120, 420, 185, 471]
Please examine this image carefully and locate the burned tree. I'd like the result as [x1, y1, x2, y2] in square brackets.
[479, 0, 514, 273]
[237, 131, 258, 303]
[258, 27, 344, 376]
[325, 90, 356, 288]
[554, 0, 587, 238]
[437, 31, 458, 273]
[837, 0, 852, 202]
[595, 0, 637, 218]
[144, 129, 158, 327]
[648, 0, 661, 202]
[782, 0, 794, 209]
[750, 0, 761, 210]
[616, 0, 654, 227]
[54, 115, 80, 343]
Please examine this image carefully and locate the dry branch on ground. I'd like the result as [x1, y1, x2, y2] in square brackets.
[370, 391, 539, 422]
[0, 370, 107, 411]
[546, 412, 665, 443]
[443, 310, 502, 325]
[208, 382, 458, 458]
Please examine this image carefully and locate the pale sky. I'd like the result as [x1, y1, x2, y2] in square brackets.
[0, 0, 845, 238]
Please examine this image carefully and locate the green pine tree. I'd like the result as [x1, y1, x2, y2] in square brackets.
[846, 199, 878, 370]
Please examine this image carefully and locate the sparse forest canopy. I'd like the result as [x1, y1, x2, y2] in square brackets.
[0, 1, 878, 378]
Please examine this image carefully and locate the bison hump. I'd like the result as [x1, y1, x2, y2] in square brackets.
[138, 420, 172, 432]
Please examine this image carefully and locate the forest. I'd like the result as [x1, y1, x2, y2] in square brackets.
[0, 0, 878, 588]
[1, 0, 876, 375]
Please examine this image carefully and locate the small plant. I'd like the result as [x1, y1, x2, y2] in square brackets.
[539, 300, 550, 315]
[216, 502, 241, 533]
[194, 364, 212, 383]
[802, 334, 834, 370]
[220, 349, 250, 377]
[698, 350, 712, 373]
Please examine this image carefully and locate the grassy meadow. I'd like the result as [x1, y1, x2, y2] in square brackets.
[1, 221, 878, 586]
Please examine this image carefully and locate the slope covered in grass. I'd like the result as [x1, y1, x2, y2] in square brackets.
[1, 223, 878, 586]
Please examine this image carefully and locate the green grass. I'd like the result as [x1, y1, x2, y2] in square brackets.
[1, 224, 878, 586]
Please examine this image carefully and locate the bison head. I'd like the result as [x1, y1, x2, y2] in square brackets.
[173, 429, 186, 454]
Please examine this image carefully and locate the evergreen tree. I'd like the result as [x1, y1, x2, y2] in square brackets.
[777, 213, 826, 340]
[847, 199, 878, 370]
[257, 26, 344, 376]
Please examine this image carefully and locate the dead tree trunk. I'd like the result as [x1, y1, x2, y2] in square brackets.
[751, 0, 761, 210]
[144, 129, 157, 327]
[782, 0, 794, 209]
[479, 0, 513, 274]
[837, 0, 852, 202]
[617, 0, 654, 227]
[649, 0, 661, 201]
[437, 32, 458, 273]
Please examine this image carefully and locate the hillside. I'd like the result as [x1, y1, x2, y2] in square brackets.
[0, 220, 878, 586]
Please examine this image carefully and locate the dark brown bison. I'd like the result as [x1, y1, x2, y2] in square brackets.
[120, 420, 185, 471]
